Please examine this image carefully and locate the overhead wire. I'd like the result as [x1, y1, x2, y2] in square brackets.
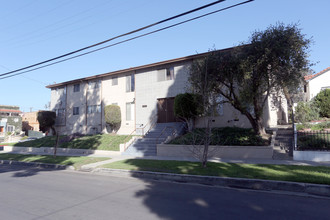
[0, 0, 254, 80]
[0, 0, 227, 78]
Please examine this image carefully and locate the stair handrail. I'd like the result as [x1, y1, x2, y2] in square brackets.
[136, 114, 157, 136]
[156, 126, 177, 145]
[123, 128, 136, 151]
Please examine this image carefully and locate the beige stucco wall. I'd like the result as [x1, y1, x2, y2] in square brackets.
[308, 70, 330, 100]
[135, 61, 190, 133]
[102, 73, 135, 135]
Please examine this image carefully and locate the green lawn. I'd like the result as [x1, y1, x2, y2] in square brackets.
[2, 134, 132, 151]
[102, 159, 330, 185]
[169, 127, 270, 146]
[0, 153, 109, 170]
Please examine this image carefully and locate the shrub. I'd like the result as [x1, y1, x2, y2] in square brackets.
[174, 93, 203, 119]
[37, 111, 56, 134]
[295, 101, 319, 123]
[104, 105, 121, 133]
[313, 89, 330, 118]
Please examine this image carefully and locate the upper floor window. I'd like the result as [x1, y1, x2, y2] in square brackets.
[88, 80, 101, 90]
[73, 107, 79, 115]
[157, 67, 174, 82]
[56, 87, 66, 95]
[73, 84, 80, 92]
[126, 74, 135, 92]
[112, 76, 118, 86]
[87, 105, 101, 114]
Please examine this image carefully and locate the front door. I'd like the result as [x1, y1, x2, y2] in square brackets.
[157, 97, 178, 123]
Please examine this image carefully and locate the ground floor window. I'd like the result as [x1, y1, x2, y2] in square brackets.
[7, 125, 14, 132]
[126, 102, 134, 121]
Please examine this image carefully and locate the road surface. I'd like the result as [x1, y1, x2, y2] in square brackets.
[0, 164, 329, 219]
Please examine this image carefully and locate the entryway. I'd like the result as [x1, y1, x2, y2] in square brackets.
[157, 97, 179, 123]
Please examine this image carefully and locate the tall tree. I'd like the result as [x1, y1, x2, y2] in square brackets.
[189, 23, 312, 134]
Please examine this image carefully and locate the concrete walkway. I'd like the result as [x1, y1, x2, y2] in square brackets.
[2, 145, 330, 169]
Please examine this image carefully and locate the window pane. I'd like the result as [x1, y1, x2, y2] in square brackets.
[112, 76, 118, 86]
[126, 103, 131, 121]
[166, 67, 174, 80]
[131, 74, 135, 92]
[126, 76, 130, 92]
[157, 69, 166, 82]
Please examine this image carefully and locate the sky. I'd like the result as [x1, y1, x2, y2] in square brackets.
[0, 0, 329, 112]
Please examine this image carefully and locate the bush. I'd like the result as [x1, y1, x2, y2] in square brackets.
[313, 89, 330, 118]
[37, 111, 56, 134]
[295, 101, 319, 123]
[104, 105, 121, 133]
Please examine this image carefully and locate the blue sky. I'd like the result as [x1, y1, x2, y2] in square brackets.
[0, 0, 329, 112]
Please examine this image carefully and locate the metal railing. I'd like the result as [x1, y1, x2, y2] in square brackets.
[156, 126, 177, 145]
[136, 114, 157, 136]
[296, 129, 330, 151]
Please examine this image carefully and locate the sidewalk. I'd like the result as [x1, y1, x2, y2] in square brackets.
[2, 145, 330, 169]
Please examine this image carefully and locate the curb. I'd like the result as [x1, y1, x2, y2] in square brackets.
[89, 168, 330, 197]
[0, 160, 74, 170]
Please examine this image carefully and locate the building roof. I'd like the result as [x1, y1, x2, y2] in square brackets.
[0, 109, 21, 113]
[304, 67, 330, 81]
[46, 46, 236, 89]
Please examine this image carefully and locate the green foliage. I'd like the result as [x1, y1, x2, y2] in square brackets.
[189, 23, 311, 134]
[37, 111, 56, 133]
[104, 105, 121, 132]
[295, 101, 319, 123]
[174, 93, 203, 119]
[313, 89, 330, 118]
[170, 127, 269, 146]
[298, 133, 330, 150]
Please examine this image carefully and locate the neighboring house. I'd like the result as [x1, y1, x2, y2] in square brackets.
[46, 47, 288, 135]
[304, 67, 330, 101]
[0, 105, 22, 135]
[22, 111, 41, 134]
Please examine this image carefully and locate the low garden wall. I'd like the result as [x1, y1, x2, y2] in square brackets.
[293, 150, 330, 162]
[157, 144, 273, 159]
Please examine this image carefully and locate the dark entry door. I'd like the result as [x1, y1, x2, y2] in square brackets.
[157, 97, 178, 123]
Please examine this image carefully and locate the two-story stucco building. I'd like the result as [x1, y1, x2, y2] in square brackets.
[304, 67, 330, 101]
[47, 47, 288, 135]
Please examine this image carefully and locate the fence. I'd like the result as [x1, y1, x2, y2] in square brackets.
[295, 129, 330, 151]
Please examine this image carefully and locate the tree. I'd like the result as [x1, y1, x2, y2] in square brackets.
[189, 23, 312, 135]
[104, 105, 121, 133]
[313, 89, 330, 118]
[174, 93, 202, 131]
[37, 111, 56, 135]
[37, 111, 58, 157]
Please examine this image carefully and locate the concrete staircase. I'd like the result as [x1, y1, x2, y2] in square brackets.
[273, 126, 294, 160]
[122, 122, 185, 156]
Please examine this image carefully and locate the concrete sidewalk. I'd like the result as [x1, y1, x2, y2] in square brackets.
[2, 145, 330, 169]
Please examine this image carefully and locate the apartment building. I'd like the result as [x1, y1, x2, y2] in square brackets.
[0, 105, 22, 135]
[47, 47, 287, 135]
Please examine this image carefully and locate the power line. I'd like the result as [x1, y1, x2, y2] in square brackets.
[0, 0, 227, 78]
[0, 0, 254, 80]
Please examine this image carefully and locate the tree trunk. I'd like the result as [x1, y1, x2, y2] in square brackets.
[201, 119, 211, 168]
[244, 113, 265, 135]
[54, 133, 59, 158]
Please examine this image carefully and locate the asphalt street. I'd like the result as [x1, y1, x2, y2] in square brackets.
[0, 164, 329, 220]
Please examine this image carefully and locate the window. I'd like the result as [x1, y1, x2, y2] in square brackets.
[126, 102, 134, 121]
[73, 84, 80, 92]
[55, 109, 66, 117]
[56, 87, 66, 95]
[88, 80, 101, 89]
[215, 96, 224, 116]
[7, 125, 14, 132]
[126, 74, 135, 92]
[87, 105, 101, 114]
[157, 67, 174, 81]
[112, 76, 118, 86]
[73, 107, 79, 115]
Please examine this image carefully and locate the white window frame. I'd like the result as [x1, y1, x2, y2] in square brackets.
[126, 74, 135, 92]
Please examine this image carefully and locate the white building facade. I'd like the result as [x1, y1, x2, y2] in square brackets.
[47, 49, 287, 135]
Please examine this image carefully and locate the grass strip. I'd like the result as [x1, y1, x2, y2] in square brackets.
[102, 159, 330, 185]
[0, 153, 109, 170]
[2, 134, 133, 151]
